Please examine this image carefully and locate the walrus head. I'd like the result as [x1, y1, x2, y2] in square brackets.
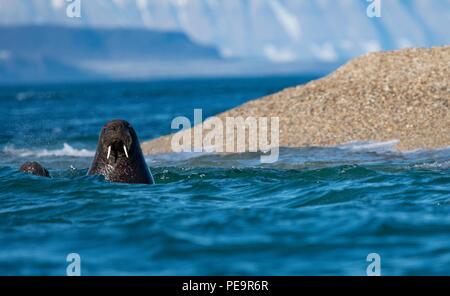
[88, 120, 154, 184]
[19, 161, 50, 178]
[100, 120, 134, 162]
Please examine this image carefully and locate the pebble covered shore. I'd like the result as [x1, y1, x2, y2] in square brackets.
[142, 46, 450, 154]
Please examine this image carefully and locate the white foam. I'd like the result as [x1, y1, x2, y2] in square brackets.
[337, 140, 400, 153]
[15, 91, 36, 101]
[413, 161, 450, 169]
[3, 143, 95, 158]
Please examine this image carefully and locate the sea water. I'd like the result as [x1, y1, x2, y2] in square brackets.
[0, 76, 449, 275]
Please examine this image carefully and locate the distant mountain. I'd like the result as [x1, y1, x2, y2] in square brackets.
[0, 25, 220, 83]
[0, 0, 449, 63]
[0, 54, 97, 84]
[0, 25, 219, 61]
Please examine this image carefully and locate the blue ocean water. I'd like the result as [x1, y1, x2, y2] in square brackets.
[0, 76, 449, 275]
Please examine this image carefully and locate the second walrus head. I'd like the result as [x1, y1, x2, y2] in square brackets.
[87, 119, 154, 185]
[19, 161, 50, 177]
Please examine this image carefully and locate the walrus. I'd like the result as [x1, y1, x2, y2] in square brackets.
[87, 119, 154, 184]
[19, 161, 50, 177]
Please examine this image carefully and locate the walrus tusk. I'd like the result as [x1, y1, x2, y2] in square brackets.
[123, 145, 129, 158]
[107, 146, 111, 159]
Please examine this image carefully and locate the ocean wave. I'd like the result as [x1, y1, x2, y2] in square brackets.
[147, 140, 450, 169]
[15, 91, 36, 101]
[2, 143, 95, 158]
[337, 140, 400, 152]
[412, 161, 450, 169]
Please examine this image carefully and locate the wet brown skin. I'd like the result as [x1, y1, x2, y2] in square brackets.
[19, 161, 50, 177]
[87, 120, 154, 185]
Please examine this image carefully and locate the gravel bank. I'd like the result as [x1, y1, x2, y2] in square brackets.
[142, 46, 450, 154]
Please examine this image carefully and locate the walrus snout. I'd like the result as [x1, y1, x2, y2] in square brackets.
[102, 120, 133, 159]
[19, 161, 50, 178]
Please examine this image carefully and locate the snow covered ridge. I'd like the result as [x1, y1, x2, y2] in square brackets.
[0, 0, 449, 63]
